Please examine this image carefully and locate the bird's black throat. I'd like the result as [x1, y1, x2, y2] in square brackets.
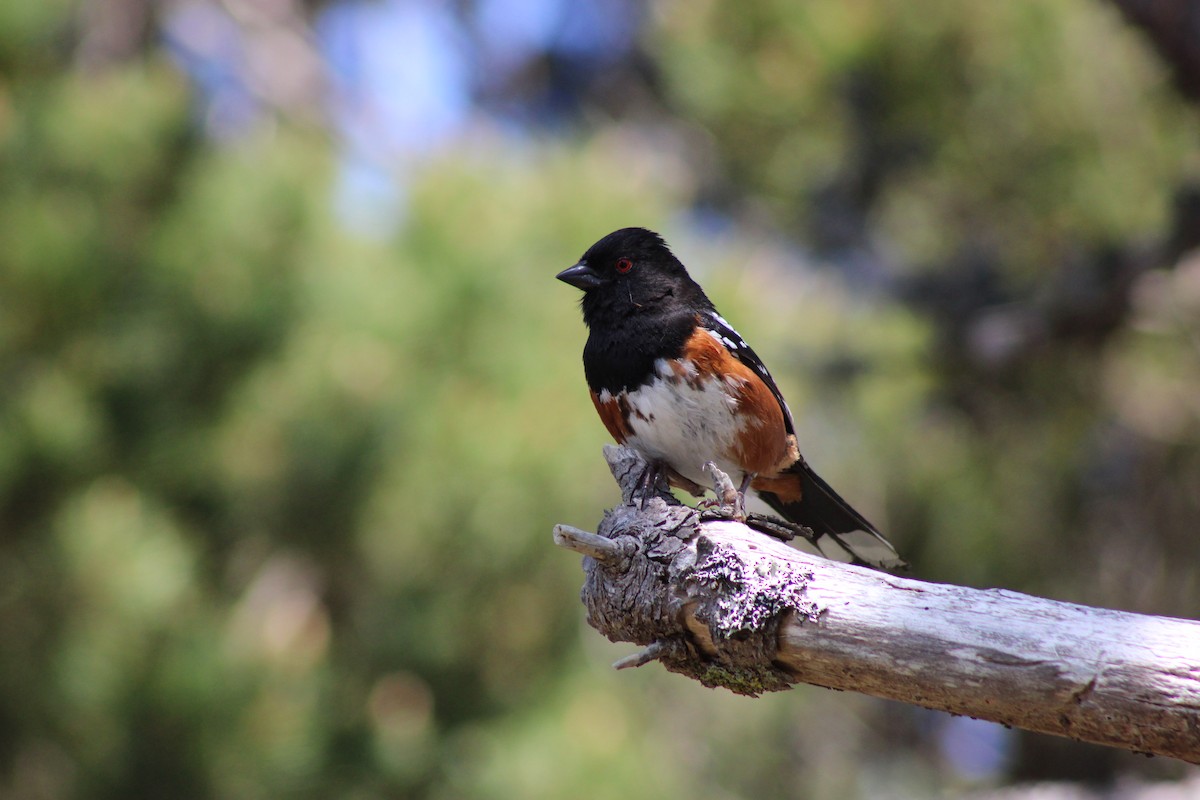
[581, 298, 702, 396]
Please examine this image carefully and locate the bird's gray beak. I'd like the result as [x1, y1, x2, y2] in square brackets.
[556, 261, 604, 290]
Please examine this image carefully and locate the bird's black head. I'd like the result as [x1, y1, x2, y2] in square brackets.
[557, 228, 710, 327]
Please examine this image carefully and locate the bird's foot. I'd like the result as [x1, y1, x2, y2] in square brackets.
[699, 461, 747, 521]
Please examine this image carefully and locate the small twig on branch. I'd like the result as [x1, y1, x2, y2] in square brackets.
[613, 641, 672, 671]
[553, 524, 628, 562]
[553, 445, 1200, 764]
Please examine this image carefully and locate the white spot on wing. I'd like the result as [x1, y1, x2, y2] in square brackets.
[703, 327, 740, 353]
[708, 310, 735, 331]
[706, 310, 749, 352]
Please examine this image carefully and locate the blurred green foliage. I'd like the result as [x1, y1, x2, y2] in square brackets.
[2, 1, 1199, 798]
[658, 0, 1194, 273]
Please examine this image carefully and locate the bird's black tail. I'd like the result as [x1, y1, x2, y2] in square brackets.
[756, 461, 906, 570]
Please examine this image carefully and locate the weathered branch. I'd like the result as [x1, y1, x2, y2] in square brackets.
[554, 445, 1200, 764]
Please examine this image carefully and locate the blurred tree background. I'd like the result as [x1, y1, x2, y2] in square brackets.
[2, 0, 1199, 797]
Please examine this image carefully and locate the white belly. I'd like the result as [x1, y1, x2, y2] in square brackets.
[616, 358, 750, 487]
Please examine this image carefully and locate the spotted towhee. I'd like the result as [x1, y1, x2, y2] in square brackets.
[558, 227, 904, 570]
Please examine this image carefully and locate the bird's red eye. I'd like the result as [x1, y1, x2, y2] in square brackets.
[616, 257, 633, 273]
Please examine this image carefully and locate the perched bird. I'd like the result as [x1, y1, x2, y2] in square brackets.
[557, 227, 904, 570]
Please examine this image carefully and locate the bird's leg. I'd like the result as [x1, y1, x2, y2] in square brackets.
[699, 466, 802, 542]
[731, 470, 755, 519]
[700, 462, 749, 520]
[634, 459, 669, 509]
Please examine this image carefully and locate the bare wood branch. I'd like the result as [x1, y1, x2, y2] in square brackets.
[554, 446, 1200, 764]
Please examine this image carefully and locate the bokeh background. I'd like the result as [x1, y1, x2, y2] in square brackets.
[3, 0, 1200, 797]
